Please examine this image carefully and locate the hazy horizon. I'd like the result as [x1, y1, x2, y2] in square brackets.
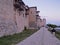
[23, 0, 60, 25]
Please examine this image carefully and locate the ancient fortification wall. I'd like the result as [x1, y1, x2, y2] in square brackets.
[0, 0, 17, 37]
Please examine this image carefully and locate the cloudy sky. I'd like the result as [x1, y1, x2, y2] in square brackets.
[23, 0, 60, 25]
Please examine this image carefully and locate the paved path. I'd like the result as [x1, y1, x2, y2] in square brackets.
[16, 27, 60, 45]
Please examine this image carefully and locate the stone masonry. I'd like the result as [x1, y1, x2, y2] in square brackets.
[0, 0, 46, 37]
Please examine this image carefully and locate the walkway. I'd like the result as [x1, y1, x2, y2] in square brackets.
[16, 27, 60, 45]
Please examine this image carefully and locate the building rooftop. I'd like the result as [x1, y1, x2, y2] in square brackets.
[36, 11, 40, 13]
[29, 7, 37, 10]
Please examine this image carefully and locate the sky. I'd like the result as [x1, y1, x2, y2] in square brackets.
[23, 0, 60, 25]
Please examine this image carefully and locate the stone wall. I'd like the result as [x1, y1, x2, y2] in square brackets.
[0, 0, 46, 37]
[0, 0, 17, 37]
[15, 11, 25, 33]
[28, 7, 37, 29]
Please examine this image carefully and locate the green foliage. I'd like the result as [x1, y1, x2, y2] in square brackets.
[55, 31, 60, 40]
[47, 24, 57, 28]
[0, 29, 37, 45]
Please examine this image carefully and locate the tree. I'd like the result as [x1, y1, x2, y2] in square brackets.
[47, 24, 57, 28]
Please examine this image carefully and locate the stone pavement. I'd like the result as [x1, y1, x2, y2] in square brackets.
[16, 27, 60, 45]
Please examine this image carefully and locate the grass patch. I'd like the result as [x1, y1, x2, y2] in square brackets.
[55, 31, 60, 40]
[0, 29, 37, 45]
